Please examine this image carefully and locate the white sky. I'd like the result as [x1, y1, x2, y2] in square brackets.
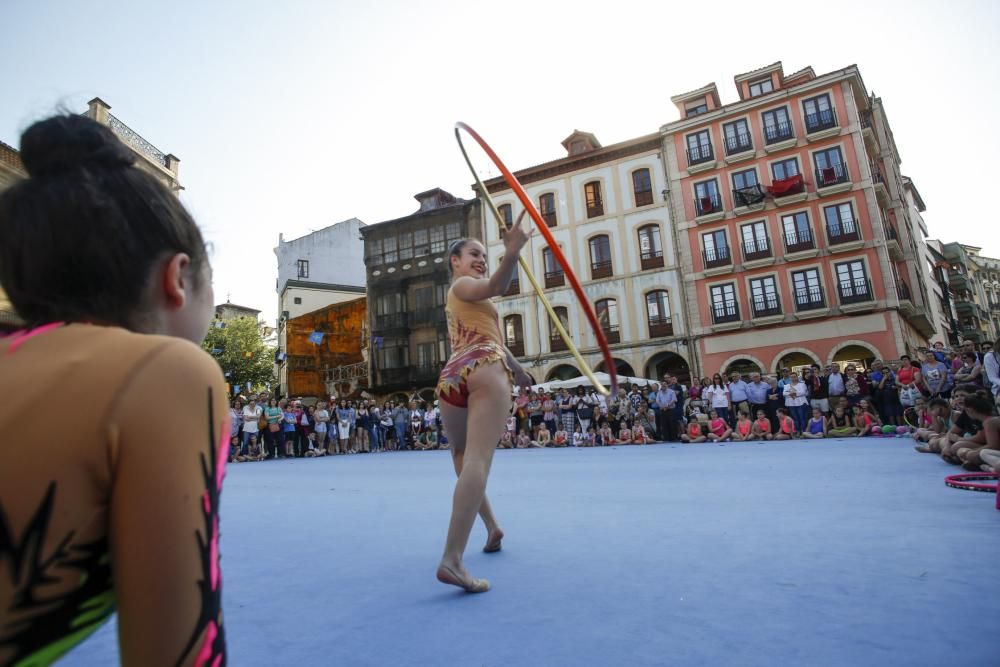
[3, 0, 999, 324]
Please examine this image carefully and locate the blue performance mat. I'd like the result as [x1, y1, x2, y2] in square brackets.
[65, 439, 999, 666]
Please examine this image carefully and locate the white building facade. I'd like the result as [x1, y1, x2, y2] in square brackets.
[483, 131, 691, 384]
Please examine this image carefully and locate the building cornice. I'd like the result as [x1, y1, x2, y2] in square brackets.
[281, 280, 366, 296]
[734, 61, 783, 84]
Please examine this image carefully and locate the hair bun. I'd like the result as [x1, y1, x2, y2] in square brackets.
[20, 114, 136, 178]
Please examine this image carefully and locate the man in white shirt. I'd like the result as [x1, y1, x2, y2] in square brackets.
[241, 398, 263, 455]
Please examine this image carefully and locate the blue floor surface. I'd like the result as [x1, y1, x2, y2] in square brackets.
[64, 439, 999, 666]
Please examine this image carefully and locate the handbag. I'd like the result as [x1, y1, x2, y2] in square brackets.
[258, 413, 268, 430]
[268, 422, 280, 433]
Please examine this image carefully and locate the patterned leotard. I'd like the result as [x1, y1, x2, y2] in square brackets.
[436, 287, 514, 408]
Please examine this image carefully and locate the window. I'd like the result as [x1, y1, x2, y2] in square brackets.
[367, 238, 382, 264]
[792, 269, 825, 311]
[762, 107, 793, 143]
[710, 284, 740, 323]
[549, 306, 570, 351]
[781, 212, 814, 252]
[814, 146, 847, 186]
[686, 102, 709, 117]
[638, 224, 664, 270]
[723, 119, 753, 154]
[383, 235, 398, 263]
[499, 256, 520, 296]
[646, 290, 673, 337]
[732, 169, 758, 191]
[543, 246, 564, 287]
[416, 342, 437, 370]
[702, 229, 730, 268]
[539, 193, 557, 227]
[504, 315, 524, 355]
[497, 204, 513, 226]
[749, 276, 781, 317]
[632, 169, 653, 207]
[823, 203, 860, 243]
[595, 298, 621, 343]
[686, 130, 713, 165]
[297, 259, 309, 278]
[435, 283, 448, 306]
[732, 168, 765, 208]
[694, 179, 721, 215]
[589, 235, 613, 279]
[430, 226, 445, 254]
[584, 181, 604, 218]
[771, 157, 800, 181]
[413, 285, 433, 311]
[398, 232, 413, 260]
[413, 229, 429, 257]
[293, 297, 302, 305]
[741, 221, 771, 260]
[445, 222, 461, 241]
[836, 260, 872, 304]
[749, 78, 773, 97]
[378, 338, 409, 369]
[803, 94, 836, 132]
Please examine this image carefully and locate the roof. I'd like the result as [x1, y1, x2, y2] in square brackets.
[733, 61, 783, 83]
[0, 139, 25, 173]
[358, 198, 475, 236]
[901, 176, 926, 212]
[216, 302, 261, 314]
[669, 82, 720, 106]
[280, 279, 366, 295]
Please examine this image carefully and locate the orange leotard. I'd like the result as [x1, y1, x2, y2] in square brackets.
[436, 287, 514, 408]
[0, 323, 229, 666]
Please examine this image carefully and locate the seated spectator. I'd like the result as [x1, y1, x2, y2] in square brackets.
[572, 424, 585, 447]
[536, 424, 552, 447]
[598, 423, 616, 446]
[681, 420, 707, 443]
[802, 408, 827, 439]
[859, 400, 883, 434]
[956, 394, 999, 471]
[515, 429, 537, 449]
[914, 398, 949, 449]
[617, 421, 633, 444]
[304, 433, 327, 457]
[550, 428, 569, 448]
[631, 421, 654, 445]
[707, 410, 732, 442]
[935, 384, 987, 463]
[236, 434, 265, 462]
[733, 411, 754, 441]
[827, 405, 856, 438]
[498, 430, 514, 449]
[584, 426, 597, 447]
[774, 408, 796, 440]
[752, 410, 774, 441]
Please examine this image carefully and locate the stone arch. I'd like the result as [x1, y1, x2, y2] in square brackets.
[642, 350, 691, 385]
[718, 353, 767, 378]
[546, 364, 581, 382]
[595, 358, 636, 377]
[771, 348, 821, 374]
[828, 339, 883, 370]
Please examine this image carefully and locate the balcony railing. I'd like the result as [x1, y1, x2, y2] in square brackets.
[752, 295, 782, 318]
[687, 144, 714, 166]
[506, 340, 525, 357]
[725, 132, 753, 155]
[860, 111, 873, 130]
[107, 112, 168, 167]
[696, 193, 723, 216]
[733, 184, 766, 208]
[634, 189, 654, 207]
[703, 245, 732, 269]
[815, 163, 849, 188]
[838, 279, 873, 305]
[764, 121, 794, 144]
[784, 229, 815, 253]
[871, 163, 887, 185]
[897, 280, 912, 301]
[586, 201, 604, 218]
[885, 221, 899, 241]
[640, 250, 664, 270]
[379, 367, 410, 385]
[712, 301, 741, 324]
[794, 286, 826, 311]
[805, 107, 838, 133]
[648, 315, 674, 338]
[767, 174, 805, 198]
[544, 270, 565, 288]
[591, 260, 613, 279]
[550, 333, 568, 352]
[827, 224, 862, 246]
[743, 238, 772, 262]
[601, 326, 621, 345]
[374, 312, 408, 331]
[409, 309, 446, 326]
[503, 278, 520, 296]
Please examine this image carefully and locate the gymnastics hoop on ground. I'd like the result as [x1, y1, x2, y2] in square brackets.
[455, 122, 617, 396]
[944, 472, 998, 493]
[902, 406, 919, 430]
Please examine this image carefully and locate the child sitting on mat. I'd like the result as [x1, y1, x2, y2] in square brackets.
[536, 424, 553, 447]
[572, 424, 585, 447]
[802, 407, 827, 439]
[617, 421, 633, 444]
[733, 411, 754, 441]
[707, 409, 732, 442]
[774, 408, 795, 440]
[914, 398, 950, 452]
[752, 410, 774, 441]
[584, 426, 597, 447]
[631, 421, 654, 444]
[853, 405, 877, 436]
[955, 395, 1000, 471]
[681, 420, 707, 443]
[598, 423, 616, 446]
[827, 405, 857, 437]
[550, 428, 569, 448]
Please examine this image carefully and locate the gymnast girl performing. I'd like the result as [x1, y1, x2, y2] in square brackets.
[0, 115, 227, 665]
[434, 212, 532, 593]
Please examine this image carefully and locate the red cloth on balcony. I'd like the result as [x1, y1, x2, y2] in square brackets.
[766, 174, 803, 196]
[699, 197, 713, 213]
[821, 167, 836, 184]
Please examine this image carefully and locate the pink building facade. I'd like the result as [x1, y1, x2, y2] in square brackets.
[662, 63, 935, 377]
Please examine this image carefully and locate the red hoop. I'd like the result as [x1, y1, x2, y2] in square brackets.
[455, 122, 618, 394]
[944, 472, 998, 493]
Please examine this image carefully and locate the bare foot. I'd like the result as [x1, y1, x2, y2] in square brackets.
[436, 564, 490, 593]
[483, 527, 504, 553]
[914, 445, 932, 453]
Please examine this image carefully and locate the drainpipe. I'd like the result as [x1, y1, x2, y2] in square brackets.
[661, 180, 701, 379]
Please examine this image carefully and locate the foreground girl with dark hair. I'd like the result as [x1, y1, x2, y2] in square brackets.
[0, 114, 228, 665]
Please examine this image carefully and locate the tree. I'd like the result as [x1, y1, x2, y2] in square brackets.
[201, 317, 276, 394]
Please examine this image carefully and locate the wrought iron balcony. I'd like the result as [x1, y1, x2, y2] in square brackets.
[591, 260, 613, 280]
[412, 362, 445, 382]
[550, 333, 569, 352]
[860, 111, 873, 130]
[712, 301, 740, 324]
[544, 270, 565, 288]
[783, 229, 815, 253]
[601, 325, 621, 345]
[794, 286, 826, 311]
[648, 315, 674, 338]
[506, 340, 525, 357]
[374, 312, 408, 331]
[725, 133, 753, 155]
[503, 278, 520, 296]
[815, 163, 849, 188]
[733, 185, 766, 208]
[752, 295, 782, 318]
[838, 279, 873, 305]
[640, 250, 664, 270]
[703, 245, 732, 269]
[379, 367, 410, 385]
[805, 107, 838, 133]
[767, 174, 805, 199]
[107, 112, 168, 167]
[634, 189, 654, 207]
[409, 309, 446, 327]
[586, 200, 604, 218]
[885, 221, 899, 240]
[764, 121, 794, 144]
[696, 193, 723, 216]
[743, 238, 772, 262]
[687, 144, 714, 166]
[897, 280, 912, 301]
[827, 224, 862, 246]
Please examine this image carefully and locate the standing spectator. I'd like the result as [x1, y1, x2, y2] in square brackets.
[807, 364, 830, 415]
[264, 398, 282, 459]
[655, 381, 678, 441]
[897, 355, 922, 407]
[559, 388, 576, 434]
[229, 399, 243, 450]
[241, 397, 262, 455]
[827, 364, 846, 405]
[541, 392, 558, 435]
[705, 374, 731, 424]
[391, 401, 409, 450]
[299, 405, 315, 457]
[782, 371, 809, 435]
[666, 376, 686, 440]
[314, 401, 330, 454]
[356, 401, 372, 453]
[281, 400, 297, 456]
[984, 338, 1000, 405]
[954, 352, 984, 388]
[871, 362, 901, 426]
[527, 392, 544, 434]
[844, 365, 863, 406]
[921, 349, 954, 399]
[765, 377, 782, 431]
[577, 395, 595, 434]
[408, 400, 424, 448]
[776, 368, 792, 393]
[746, 372, 770, 418]
[728, 372, 750, 422]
